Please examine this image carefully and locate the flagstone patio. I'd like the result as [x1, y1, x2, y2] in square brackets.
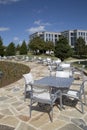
[0, 60, 87, 130]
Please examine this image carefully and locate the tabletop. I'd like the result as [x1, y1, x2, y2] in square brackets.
[34, 76, 74, 89]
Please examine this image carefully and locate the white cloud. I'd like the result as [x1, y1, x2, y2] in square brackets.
[34, 20, 51, 26]
[0, 27, 10, 31]
[34, 20, 41, 25]
[26, 26, 45, 34]
[13, 37, 19, 41]
[0, 0, 20, 4]
[26, 20, 51, 34]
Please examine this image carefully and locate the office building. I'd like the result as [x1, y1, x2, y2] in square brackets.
[30, 29, 87, 47]
[61, 29, 87, 47]
[30, 31, 61, 45]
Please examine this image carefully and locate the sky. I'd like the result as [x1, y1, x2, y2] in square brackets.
[0, 0, 87, 46]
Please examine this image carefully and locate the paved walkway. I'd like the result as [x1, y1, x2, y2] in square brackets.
[0, 60, 87, 130]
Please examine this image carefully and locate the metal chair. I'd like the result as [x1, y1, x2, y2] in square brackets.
[60, 63, 71, 69]
[56, 70, 70, 78]
[23, 73, 34, 101]
[48, 65, 56, 76]
[62, 80, 87, 113]
[29, 84, 62, 122]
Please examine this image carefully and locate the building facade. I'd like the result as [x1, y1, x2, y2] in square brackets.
[30, 31, 61, 45]
[30, 29, 87, 47]
[61, 29, 87, 47]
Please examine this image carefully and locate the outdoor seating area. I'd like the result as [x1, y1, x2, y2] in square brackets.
[0, 58, 87, 130]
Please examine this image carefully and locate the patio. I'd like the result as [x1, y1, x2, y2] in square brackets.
[0, 60, 87, 130]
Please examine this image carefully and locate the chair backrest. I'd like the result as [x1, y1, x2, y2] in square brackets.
[47, 57, 51, 61]
[56, 71, 70, 78]
[23, 73, 34, 85]
[32, 85, 50, 94]
[80, 80, 87, 95]
[31, 85, 52, 101]
[60, 63, 70, 69]
[48, 65, 52, 71]
[55, 59, 61, 65]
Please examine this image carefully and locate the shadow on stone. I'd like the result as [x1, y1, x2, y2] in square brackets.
[62, 96, 78, 107]
[58, 123, 82, 130]
[71, 118, 86, 130]
[0, 125, 14, 130]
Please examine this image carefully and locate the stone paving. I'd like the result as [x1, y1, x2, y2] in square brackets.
[0, 60, 87, 130]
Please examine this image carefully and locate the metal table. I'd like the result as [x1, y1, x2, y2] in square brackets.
[34, 76, 74, 90]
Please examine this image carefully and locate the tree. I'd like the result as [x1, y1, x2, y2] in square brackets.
[15, 44, 20, 55]
[45, 41, 54, 53]
[75, 37, 86, 57]
[85, 45, 87, 55]
[5, 42, 16, 56]
[29, 37, 45, 54]
[54, 36, 73, 61]
[20, 40, 27, 55]
[16, 44, 20, 51]
[0, 36, 4, 56]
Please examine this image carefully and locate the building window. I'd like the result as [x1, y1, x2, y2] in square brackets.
[46, 38, 49, 42]
[71, 37, 75, 46]
[71, 33, 74, 36]
[81, 32, 83, 36]
[78, 32, 80, 36]
[55, 35, 57, 37]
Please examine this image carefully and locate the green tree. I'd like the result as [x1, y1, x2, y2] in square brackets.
[20, 40, 27, 55]
[29, 37, 45, 54]
[54, 36, 72, 61]
[15, 44, 21, 55]
[16, 44, 20, 51]
[75, 37, 86, 57]
[5, 42, 16, 56]
[0, 36, 4, 56]
[45, 41, 54, 52]
[85, 45, 87, 55]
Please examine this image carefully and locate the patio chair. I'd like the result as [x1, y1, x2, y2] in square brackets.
[62, 80, 87, 113]
[56, 70, 70, 78]
[48, 65, 56, 76]
[29, 84, 62, 122]
[60, 63, 71, 69]
[23, 73, 34, 101]
[46, 57, 52, 65]
[72, 67, 84, 81]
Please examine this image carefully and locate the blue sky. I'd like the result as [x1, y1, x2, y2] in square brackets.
[0, 0, 87, 46]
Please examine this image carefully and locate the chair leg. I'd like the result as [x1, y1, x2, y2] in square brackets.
[24, 85, 27, 101]
[60, 95, 62, 110]
[29, 99, 32, 118]
[80, 95, 84, 113]
[81, 101, 84, 113]
[83, 93, 86, 105]
[50, 104, 53, 122]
